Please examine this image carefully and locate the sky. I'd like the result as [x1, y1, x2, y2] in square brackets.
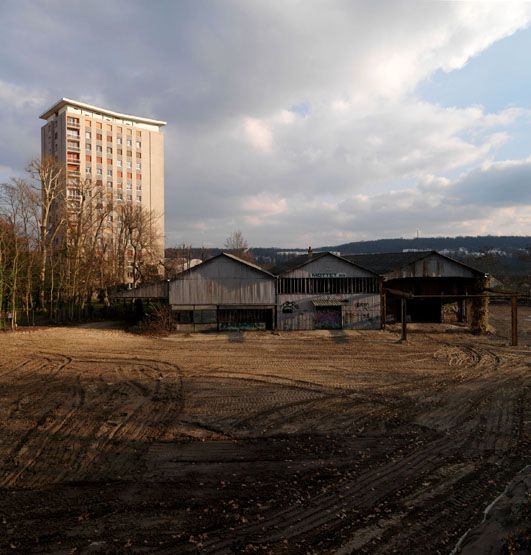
[1, 1, 531, 248]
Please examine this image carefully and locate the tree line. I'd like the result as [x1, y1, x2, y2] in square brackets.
[0, 157, 161, 329]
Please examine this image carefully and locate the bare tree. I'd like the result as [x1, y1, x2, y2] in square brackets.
[224, 230, 254, 261]
[27, 157, 66, 310]
[115, 203, 162, 286]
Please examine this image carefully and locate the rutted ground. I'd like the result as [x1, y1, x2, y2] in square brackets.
[0, 305, 529, 554]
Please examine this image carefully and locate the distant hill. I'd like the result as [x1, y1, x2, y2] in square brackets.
[319, 235, 531, 254]
[165, 236, 531, 286]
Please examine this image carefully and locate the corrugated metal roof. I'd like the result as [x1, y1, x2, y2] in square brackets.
[270, 251, 376, 276]
[173, 252, 276, 279]
[312, 297, 348, 306]
[343, 251, 484, 276]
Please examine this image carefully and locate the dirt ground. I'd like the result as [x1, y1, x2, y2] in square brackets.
[0, 304, 529, 554]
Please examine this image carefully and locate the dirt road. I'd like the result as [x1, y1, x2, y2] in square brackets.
[0, 305, 529, 553]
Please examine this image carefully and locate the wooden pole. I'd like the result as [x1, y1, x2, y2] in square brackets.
[511, 295, 518, 346]
[401, 297, 407, 341]
[381, 289, 386, 330]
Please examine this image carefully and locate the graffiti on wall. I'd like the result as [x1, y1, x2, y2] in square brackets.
[281, 300, 299, 314]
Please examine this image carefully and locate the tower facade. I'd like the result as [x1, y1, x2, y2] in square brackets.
[40, 98, 166, 276]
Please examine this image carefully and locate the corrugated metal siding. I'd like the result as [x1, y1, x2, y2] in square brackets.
[170, 256, 276, 306]
[278, 293, 380, 330]
[385, 254, 477, 279]
[113, 282, 168, 299]
[283, 255, 375, 278]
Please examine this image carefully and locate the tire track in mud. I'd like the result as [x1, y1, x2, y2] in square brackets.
[0, 354, 183, 488]
[191, 437, 456, 554]
[369, 459, 529, 555]
[190, 345, 529, 554]
[195, 370, 413, 435]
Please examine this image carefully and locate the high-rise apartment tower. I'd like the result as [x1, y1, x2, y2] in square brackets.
[40, 98, 166, 258]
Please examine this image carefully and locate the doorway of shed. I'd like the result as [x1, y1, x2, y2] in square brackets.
[315, 306, 342, 329]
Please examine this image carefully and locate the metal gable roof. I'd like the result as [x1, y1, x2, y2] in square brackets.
[343, 251, 485, 277]
[270, 251, 377, 276]
[172, 252, 275, 280]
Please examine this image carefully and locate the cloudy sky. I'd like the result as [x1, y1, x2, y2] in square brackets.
[1, 1, 531, 248]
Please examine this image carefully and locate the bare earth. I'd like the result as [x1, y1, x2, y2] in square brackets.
[0, 305, 529, 554]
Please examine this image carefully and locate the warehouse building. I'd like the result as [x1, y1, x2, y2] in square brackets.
[344, 251, 487, 325]
[115, 250, 488, 332]
[169, 252, 276, 330]
[272, 251, 381, 330]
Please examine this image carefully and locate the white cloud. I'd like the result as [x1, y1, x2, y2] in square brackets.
[1, 1, 531, 246]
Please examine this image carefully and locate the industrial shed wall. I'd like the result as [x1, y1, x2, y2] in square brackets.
[277, 255, 380, 330]
[169, 256, 276, 307]
[384, 253, 478, 280]
[278, 293, 381, 330]
[113, 282, 168, 299]
[282, 255, 374, 278]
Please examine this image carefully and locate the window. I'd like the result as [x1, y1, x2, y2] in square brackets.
[107, 169, 112, 177]
[127, 160, 132, 169]
[96, 156, 102, 164]
[136, 183, 141, 190]
[86, 155, 91, 162]
[117, 160, 122, 167]
[96, 133, 102, 141]
[136, 130, 141, 137]
[126, 128, 132, 135]
[85, 119, 91, 127]
[136, 174, 141, 181]
[126, 182, 132, 190]
[107, 181, 113, 189]
[106, 124, 112, 132]
[96, 145, 102, 153]
[136, 141, 141, 149]
[127, 193, 132, 201]
[117, 182, 123, 189]
[97, 168, 102, 176]
[136, 152, 141, 159]
[107, 159, 112, 165]
[106, 146, 112, 154]
[117, 148, 122, 155]
[136, 162, 141, 170]
[127, 150, 132, 157]
[116, 137, 122, 145]
[127, 172, 132, 179]
[107, 135, 112, 142]
[126, 139, 132, 147]
[117, 170, 123, 178]
[96, 122, 102, 129]
[117, 192, 123, 200]
[85, 131, 91, 139]
[85, 143, 91, 152]
[86, 167, 91, 174]
[136, 195, 142, 202]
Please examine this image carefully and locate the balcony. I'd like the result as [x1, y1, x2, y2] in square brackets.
[68, 170, 80, 176]
[67, 119, 80, 128]
[67, 146, 80, 153]
[66, 158, 80, 165]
